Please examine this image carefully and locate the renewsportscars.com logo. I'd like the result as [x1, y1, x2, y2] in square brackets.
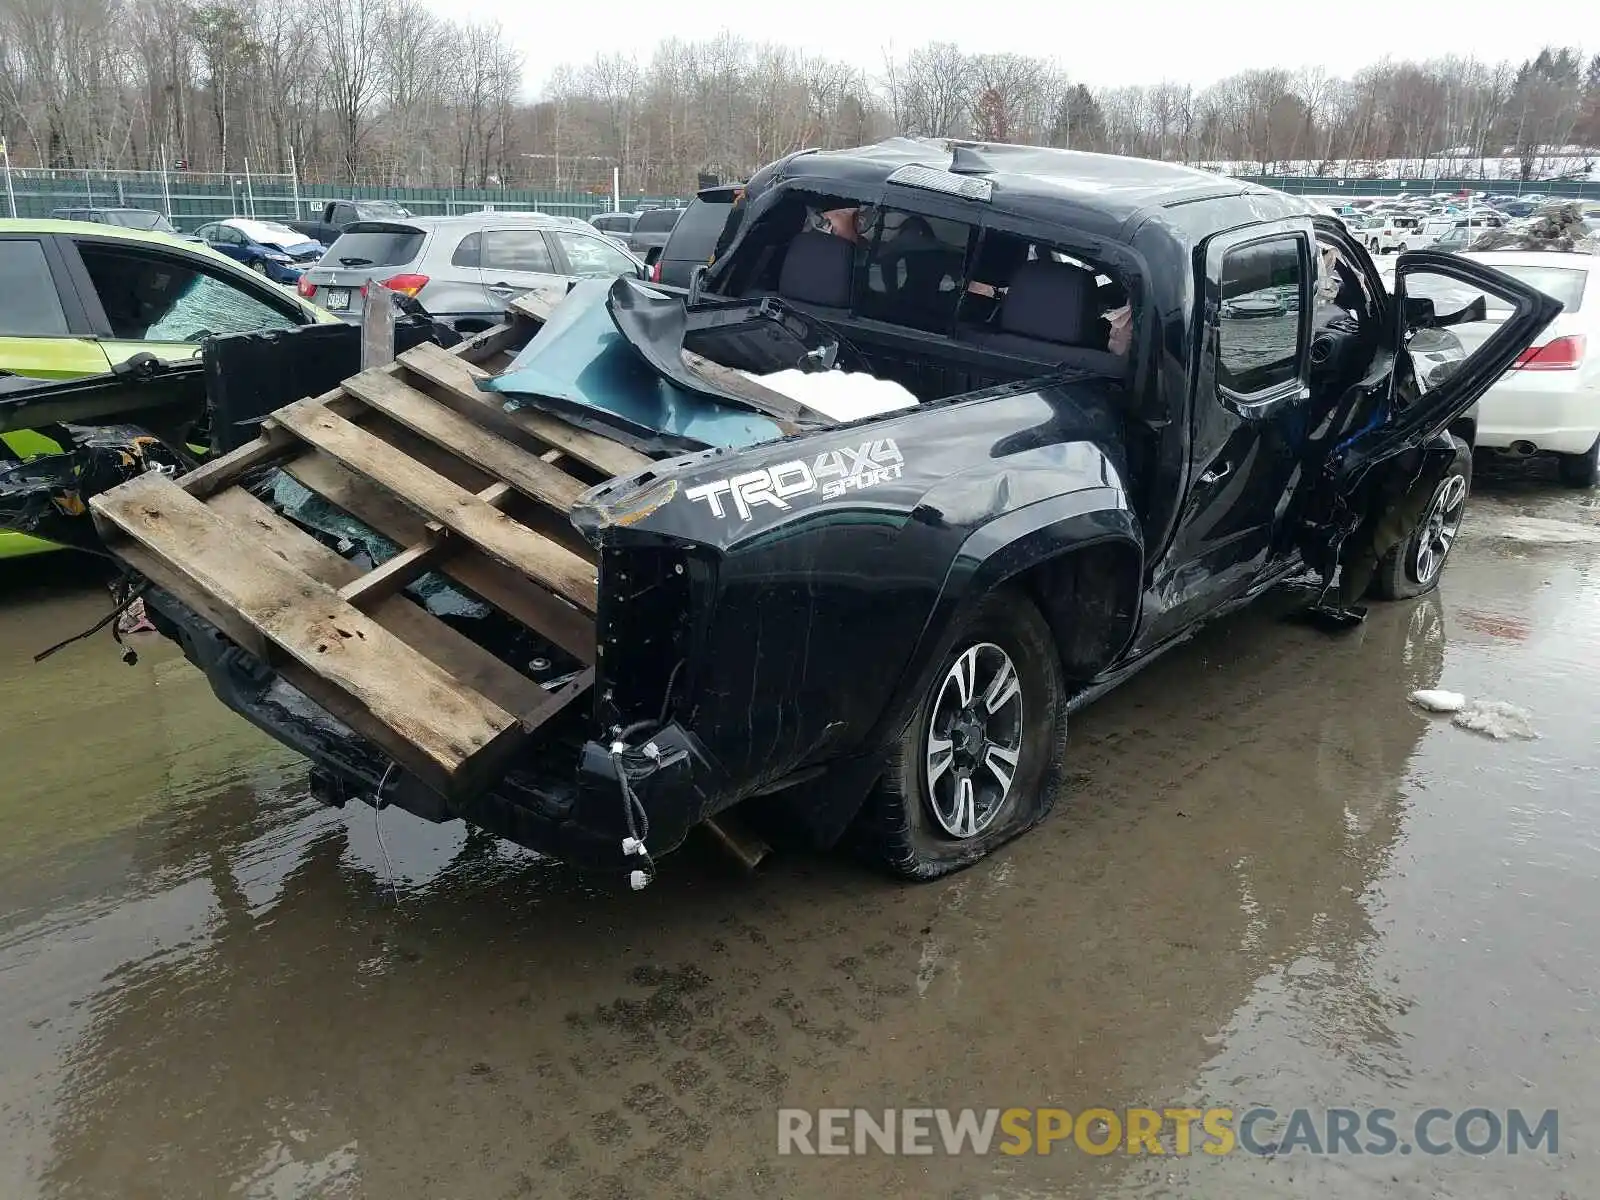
[776, 1106, 1559, 1157]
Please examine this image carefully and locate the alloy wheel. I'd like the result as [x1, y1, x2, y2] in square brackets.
[924, 642, 1024, 839]
[1413, 472, 1468, 584]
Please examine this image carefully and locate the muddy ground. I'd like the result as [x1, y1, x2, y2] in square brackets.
[1, 469, 1596, 1199]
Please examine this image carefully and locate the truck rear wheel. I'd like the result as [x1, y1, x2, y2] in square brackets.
[862, 589, 1067, 880]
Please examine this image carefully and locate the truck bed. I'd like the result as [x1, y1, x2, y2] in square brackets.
[89, 299, 652, 797]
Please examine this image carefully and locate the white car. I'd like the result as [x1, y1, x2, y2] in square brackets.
[1441, 252, 1598, 487]
[1353, 213, 1426, 254]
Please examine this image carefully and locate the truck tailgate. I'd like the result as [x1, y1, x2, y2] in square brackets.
[89, 308, 653, 797]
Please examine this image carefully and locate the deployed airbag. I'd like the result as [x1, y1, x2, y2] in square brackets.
[739, 368, 918, 423]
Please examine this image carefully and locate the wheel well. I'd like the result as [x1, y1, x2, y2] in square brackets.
[1013, 541, 1142, 683]
[1448, 416, 1476, 448]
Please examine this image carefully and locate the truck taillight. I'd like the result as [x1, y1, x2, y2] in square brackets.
[296, 276, 316, 299]
[380, 273, 430, 298]
[1512, 335, 1586, 371]
[650, 260, 661, 283]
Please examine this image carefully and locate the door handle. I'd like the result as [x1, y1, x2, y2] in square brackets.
[487, 281, 517, 293]
[1200, 462, 1232, 485]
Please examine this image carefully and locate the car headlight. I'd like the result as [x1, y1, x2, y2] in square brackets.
[265, 251, 291, 263]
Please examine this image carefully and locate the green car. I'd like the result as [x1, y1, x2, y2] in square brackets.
[0, 219, 337, 559]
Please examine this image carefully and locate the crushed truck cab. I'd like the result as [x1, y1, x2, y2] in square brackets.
[94, 139, 1561, 880]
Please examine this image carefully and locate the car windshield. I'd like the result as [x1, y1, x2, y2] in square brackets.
[102, 211, 178, 234]
[355, 200, 411, 219]
[634, 209, 681, 234]
[231, 220, 312, 249]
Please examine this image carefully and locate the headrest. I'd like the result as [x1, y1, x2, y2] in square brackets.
[778, 230, 854, 308]
[999, 260, 1101, 345]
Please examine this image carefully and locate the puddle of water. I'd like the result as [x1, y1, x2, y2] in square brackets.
[0, 482, 1596, 1199]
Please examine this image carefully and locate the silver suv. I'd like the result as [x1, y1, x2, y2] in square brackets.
[298, 211, 647, 331]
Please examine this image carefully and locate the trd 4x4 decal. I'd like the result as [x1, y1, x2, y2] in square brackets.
[684, 438, 905, 520]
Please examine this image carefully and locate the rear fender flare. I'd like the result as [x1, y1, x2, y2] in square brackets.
[868, 490, 1144, 751]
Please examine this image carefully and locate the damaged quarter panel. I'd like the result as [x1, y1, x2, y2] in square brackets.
[576, 379, 1136, 802]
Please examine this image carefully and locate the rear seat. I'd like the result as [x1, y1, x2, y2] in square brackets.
[777, 230, 853, 316]
[963, 260, 1125, 377]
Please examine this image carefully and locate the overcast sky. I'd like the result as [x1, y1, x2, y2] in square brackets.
[422, 0, 1583, 93]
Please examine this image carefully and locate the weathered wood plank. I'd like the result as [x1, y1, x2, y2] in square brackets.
[281, 452, 597, 662]
[335, 539, 440, 608]
[176, 419, 297, 499]
[341, 370, 587, 513]
[207, 487, 556, 723]
[272, 402, 599, 613]
[453, 319, 524, 366]
[508, 290, 563, 324]
[91, 472, 524, 792]
[399, 341, 652, 479]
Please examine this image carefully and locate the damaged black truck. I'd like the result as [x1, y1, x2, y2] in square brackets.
[124, 140, 1560, 880]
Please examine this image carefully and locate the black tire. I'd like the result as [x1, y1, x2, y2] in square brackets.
[250, 259, 269, 276]
[861, 588, 1068, 881]
[1557, 434, 1600, 488]
[1371, 435, 1472, 601]
[1396, 242, 1409, 254]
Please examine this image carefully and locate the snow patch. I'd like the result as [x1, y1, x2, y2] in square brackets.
[1453, 700, 1539, 741]
[1410, 689, 1466, 713]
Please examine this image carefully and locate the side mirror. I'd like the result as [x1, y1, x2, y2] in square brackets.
[1435, 294, 1487, 328]
[1404, 296, 1437, 328]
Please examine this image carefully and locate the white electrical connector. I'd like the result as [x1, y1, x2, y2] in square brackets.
[629, 870, 652, 891]
[622, 836, 647, 856]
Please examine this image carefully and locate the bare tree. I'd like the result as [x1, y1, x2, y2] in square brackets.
[315, 0, 382, 181]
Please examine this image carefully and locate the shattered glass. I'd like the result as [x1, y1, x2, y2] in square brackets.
[252, 470, 490, 619]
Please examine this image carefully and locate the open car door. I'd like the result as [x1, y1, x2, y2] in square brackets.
[1301, 249, 1563, 569]
[1336, 250, 1563, 487]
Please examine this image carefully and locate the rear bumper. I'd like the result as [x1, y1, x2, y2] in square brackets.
[1475, 374, 1600, 455]
[146, 588, 718, 870]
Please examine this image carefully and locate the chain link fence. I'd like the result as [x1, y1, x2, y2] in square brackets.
[1, 163, 691, 229]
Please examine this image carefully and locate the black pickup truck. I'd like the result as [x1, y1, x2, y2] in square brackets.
[289, 199, 413, 248]
[131, 139, 1559, 881]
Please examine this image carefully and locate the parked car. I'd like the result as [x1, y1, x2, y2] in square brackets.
[49, 207, 197, 241]
[193, 218, 324, 283]
[589, 210, 639, 240]
[1425, 225, 1473, 253]
[1426, 251, 1598, 486]
[650, 184, 742, 287]
[1355, 213, 1425, 253]
[288, 199, 413, 247]
[0, 219, 334, 558]
[296, 211, 646, 331]
[625, 206, 683, 264]
[124, 141, 1556, 880]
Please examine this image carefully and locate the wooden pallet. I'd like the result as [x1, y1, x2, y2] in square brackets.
[90, 301, 654, 797]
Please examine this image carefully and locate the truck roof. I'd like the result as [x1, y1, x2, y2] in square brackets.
[766, 137, 1280, 237]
